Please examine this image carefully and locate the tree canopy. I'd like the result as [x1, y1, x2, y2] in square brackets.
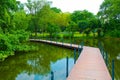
[98, 0, 120, 37]
[0, 0, 34, 60]
[0, 0, 120, 60]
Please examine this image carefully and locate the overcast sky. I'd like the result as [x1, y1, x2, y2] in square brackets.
[18, 0, 104, 14]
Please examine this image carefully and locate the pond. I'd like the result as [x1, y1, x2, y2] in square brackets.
[0, 42, 75, 80]
[0, 38, 120, 80]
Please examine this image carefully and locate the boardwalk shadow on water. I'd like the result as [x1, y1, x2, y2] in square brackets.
[0, 42, 74, 80]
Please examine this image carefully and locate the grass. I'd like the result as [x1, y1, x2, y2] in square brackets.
[31, 33, 49, 37]
[31, 32, 98, 39]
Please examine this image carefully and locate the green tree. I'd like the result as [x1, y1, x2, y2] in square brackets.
[54, 12, 71, 32]
[16, 1, 24, 11]
[66, 21, 77, 37]
[37, 5, 62, 37]
[98, 0, 120, 37]
[0, 0, 17, 33]
[37, 5, 70, 35]
[12, 10, 30, 30]
[88, 18, 102, 37]
[71, 10, 94, 23]
[25, 0, 49, 37]
[0, 0, 34, 60]
[71, 10, 95, 35]
[51, 7, 61, 13]
[46, 23, 61, 37]
[37, 5, 54, 34]
[78, 20, 90, 36]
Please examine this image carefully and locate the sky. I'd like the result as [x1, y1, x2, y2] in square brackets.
[18, 0, 104, 14]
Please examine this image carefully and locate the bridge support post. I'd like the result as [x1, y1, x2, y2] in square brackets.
[51, 71, 54, 80]
[66, 56, 69, 78]
[74, 48, 76, 64]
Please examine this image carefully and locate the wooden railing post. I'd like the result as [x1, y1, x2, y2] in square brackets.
[105, 52, 108, 66]
[112, 59, 114, 80]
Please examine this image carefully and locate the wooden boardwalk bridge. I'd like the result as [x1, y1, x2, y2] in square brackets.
[30, 39, 112, 80]
[67, 46, 111, 80]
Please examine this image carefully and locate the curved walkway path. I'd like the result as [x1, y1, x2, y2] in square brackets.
[30, 39, 111, 80]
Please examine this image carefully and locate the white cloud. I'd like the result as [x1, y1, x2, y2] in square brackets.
[49, 0, 104, 14]
[18, 0, 104, 14]
[17, 0, 27, 3]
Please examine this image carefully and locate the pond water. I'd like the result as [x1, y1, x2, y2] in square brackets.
[0, 42, 74, 80]
[0, 38, 120, 80]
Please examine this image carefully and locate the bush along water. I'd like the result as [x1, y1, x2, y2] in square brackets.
[0, 30, 37, 61]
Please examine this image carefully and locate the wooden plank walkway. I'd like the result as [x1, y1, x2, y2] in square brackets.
[30, 39, 111, 80]
[67, 46, 111, 80]
[30, 39, 80, 49]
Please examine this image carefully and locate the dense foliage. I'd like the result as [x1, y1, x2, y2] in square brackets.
[0, 0, 36, 60]
[0, 0, 119, 60]
[98, 0, 120, 37]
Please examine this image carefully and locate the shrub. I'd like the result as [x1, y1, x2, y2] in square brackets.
[63, 32, 73, 38]
[0, 30, 37, 61]
[108, 30, 120, 37]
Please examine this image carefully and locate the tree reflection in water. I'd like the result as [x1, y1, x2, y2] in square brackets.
[1, 38, 120, 80]
[0, 42, 73, 80]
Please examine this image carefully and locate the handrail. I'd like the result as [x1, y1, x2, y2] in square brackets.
[98, 41, 114, 80]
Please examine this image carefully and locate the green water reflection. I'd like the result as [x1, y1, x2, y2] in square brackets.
[0, 42, 74, 80]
